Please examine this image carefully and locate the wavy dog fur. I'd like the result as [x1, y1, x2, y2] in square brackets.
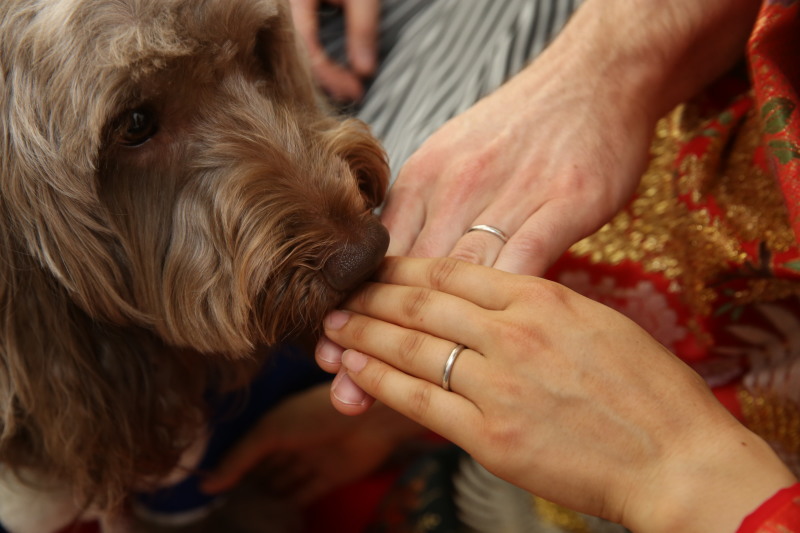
[0, 0, 388, 524]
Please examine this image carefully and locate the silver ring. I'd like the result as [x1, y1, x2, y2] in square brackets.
[466, 225, 509, 243]
[442, 343, 467, 391]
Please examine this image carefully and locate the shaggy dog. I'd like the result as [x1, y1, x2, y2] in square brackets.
[0, 0, 389, 531]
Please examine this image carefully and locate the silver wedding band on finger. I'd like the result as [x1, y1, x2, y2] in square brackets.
[442, 343, 467, 392]
[466, 224, 509, 244]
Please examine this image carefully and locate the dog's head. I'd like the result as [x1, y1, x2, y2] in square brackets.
[0, 0, 388, 507]
[1, 0, 389, 354]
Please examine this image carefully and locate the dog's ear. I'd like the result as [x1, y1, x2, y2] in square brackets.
[323, 117, 390, 210]
[0, 241, 211, 509]
[0, 5, 150, 326]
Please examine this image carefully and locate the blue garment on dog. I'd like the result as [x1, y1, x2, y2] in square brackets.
[132, 344, 330, 527]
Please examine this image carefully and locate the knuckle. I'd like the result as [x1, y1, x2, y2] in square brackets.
[401, 287, 431, 322]
[516, 277, 569, 307]
[426, 257, 461, 292]
[344, 313, 369, 343]
[396, 330, 425, 368]
[534, 279, 572, 307]
[483, 416, 523, 454]
[449, 240, 487, 266]
[406, 383, 433, 420]
[363, 360, 388, 394]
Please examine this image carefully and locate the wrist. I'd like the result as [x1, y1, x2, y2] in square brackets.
[628, 421, 797, 533]
[533, 0, 759, 122]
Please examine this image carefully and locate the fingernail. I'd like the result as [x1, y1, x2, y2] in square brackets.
[324, 310, 350, 331]
[342, 349, 368, 373]
[316, 337, 344, 366]
[332, 372, 367, 406]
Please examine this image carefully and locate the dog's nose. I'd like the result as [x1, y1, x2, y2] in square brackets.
[323, 217, 389, 292]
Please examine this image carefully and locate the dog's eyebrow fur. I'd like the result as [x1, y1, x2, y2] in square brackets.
[21, 0, 280, 77]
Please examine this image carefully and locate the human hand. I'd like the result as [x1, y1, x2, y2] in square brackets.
[380, 32, 656, 276]
[317, 257, 798, 532]
[289, 0, 379, 102]
[201, 383, 420, 504]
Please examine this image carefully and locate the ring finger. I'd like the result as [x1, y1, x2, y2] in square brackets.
[324, 310, 486, 395]
[448, 223, 510, 266]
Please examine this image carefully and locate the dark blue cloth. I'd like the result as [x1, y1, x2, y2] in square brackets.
[134, 344, 330, 522]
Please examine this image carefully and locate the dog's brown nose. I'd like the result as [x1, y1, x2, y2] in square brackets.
[323, 217, 389, 292]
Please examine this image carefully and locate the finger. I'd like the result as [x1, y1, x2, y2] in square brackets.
[344, 0, 379, 76]
[323, 310, 485, 394]
[448, 227, 508, 267]
[380, 184, 428, 257]
[494, 200, 585, 276]
[201, 421, 278, 493]
[330, 370, 375, 416]
[375, 256, 518, 310]
[336, 349, 482, 447]
[402, 198, 489, 260]
[315, 335, 344, 373]
[341, 279, 497, 349]
[289, 0, 322, 59]
[290, 0, 363, 100]
[312, 59, 364, 102]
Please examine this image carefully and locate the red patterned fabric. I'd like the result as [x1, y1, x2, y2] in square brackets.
[738, 483, 800, 533]
[749, 0, 800, 239]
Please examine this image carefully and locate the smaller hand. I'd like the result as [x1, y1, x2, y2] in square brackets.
[316, 257, 798, 532]
[201, 383, 419, 504]
[289, 0, 379, 102]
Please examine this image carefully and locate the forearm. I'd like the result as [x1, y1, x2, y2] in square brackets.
[528, 0, 761, 123]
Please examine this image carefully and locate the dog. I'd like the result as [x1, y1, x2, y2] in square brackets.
[0, 0, 389, 531]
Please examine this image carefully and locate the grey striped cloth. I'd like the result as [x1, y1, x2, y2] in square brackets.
[321, 0, 583, 181]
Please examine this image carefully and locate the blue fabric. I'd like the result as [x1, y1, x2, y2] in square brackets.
[0, 347, 328, 532]
[134, 344, 331, 520]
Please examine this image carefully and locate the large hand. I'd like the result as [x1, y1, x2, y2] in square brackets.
[318, 257, 797, 532]
[201, 383, 420, 504]
[289, 0, 379, 102]
[381, 0, 760, 276]
[381, 34, 655, 276]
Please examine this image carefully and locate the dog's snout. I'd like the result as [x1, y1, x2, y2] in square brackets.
[323, 217, 389, 292]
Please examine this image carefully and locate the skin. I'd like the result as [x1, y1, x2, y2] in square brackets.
[288, 0, 380, 101]
[317, 257, 798, 533]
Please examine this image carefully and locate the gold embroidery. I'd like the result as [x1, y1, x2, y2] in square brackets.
[738, 387, 800, 474]
[568, 100, 799, 318]
[533, 497, 590, 533]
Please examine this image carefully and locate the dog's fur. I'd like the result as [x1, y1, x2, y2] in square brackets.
[0, 0, 389, 530]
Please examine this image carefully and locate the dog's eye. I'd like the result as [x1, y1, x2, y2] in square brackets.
[117, 108, 159, 147]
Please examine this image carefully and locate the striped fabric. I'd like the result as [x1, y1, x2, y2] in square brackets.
[321, 0, 583, 180]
